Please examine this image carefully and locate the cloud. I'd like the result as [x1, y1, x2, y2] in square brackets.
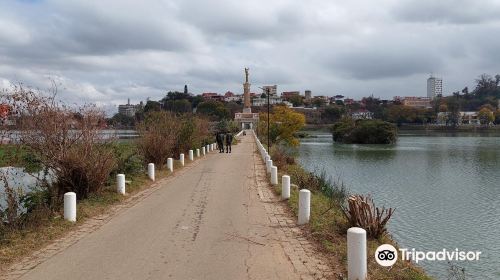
[0, 0, 499, 111]
[392, 0, 500, 24]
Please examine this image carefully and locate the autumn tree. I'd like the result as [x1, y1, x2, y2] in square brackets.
[257, 105, 305, 147]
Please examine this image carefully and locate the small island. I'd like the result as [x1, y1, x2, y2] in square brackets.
[331, 118, 398, 144]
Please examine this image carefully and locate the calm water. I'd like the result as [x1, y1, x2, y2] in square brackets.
[298, 131, 500, 280]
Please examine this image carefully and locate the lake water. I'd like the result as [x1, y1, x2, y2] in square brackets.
[298, 131, 500, 280]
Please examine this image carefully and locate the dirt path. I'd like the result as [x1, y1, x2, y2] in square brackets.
[5, 132, 334, 280]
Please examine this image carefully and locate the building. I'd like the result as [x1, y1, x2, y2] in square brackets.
[427, 75, 442, 99]
[281, 91, 300, 101]
[223, 91, 241, 102]
[351, 109, 374, 120]
[118, 99, 137, 117]
[234, 68, 259, 129]
[261, 85, 277, 96]
[201, 92, 224, 102]
[393, 96, 432, 108]
[437, 112, 480, 125]
[252, 96, 283, 106]
[305, 90, 312, 102]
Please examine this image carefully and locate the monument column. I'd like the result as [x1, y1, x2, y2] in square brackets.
[243, 68, 252, 113]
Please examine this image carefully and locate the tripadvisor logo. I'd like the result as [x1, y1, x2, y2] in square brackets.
[375, 244, 482, 266]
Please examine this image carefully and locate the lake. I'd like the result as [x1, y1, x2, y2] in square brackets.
[298, 131, 500, 280]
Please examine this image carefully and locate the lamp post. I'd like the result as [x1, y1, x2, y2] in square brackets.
[259, 86, 271, 149]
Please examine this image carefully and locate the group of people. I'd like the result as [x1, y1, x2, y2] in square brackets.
[216, 132, 233, 153]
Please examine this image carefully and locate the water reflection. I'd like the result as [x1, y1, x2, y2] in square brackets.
[299, 132, 500, 280]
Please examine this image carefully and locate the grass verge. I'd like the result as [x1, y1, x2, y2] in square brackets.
[0, 152, 189, 271]
[271, 162, 432, 280]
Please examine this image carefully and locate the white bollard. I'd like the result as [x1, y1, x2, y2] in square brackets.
[167, 158, 173, 172]
[264, 155, 270, 167]
[271, 166, 278, 185]
[148, 163, 155, 181]
[347, 227, 367, 280]
[196, 149, 200, 157]
[266, 160, 273, 173]
[180, 153, 185, 166]
[64, 192, 77, 222]
[206, 144, 209, 153]
[202, 147, 206, 156]
[189, 150, 194, 161]
[298, 189, 310, 225]
[117, 174, 126, 195]
[282, 175, 290, 199]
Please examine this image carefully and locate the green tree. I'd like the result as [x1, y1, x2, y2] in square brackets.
[196, 100, 230, 120]
[322, 106, 344, 123]
[144, 100, 161, 113]
[164, 99, 192, 113]
[478, 107, 494, 125]
[288, 95, 304, 107]
[257, 105, 306, 147]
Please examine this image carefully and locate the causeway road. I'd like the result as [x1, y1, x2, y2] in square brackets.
[16, 132, 330, 280]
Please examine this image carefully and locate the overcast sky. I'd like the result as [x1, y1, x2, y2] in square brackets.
[1, 0, 500, 111]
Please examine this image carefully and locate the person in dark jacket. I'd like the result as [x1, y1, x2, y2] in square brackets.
[225, 133, 233, 153]
[217, 133, 224, 153]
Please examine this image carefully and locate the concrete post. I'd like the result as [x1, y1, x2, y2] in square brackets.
[64, 192, 76, 222]
[266, 160, 273, 173]
[180, 153, 185, 166]
[117, 174, 126, 195]
[148, 163, 155, 181]
[271, 166, 278, 185]
[298, 189, 310, 225]
[196, 149, 200, 157]
[206, 144, 210, 153]
[167, 158, 173, 172]
[264, 155, 270, 168]
[347, 227, 367, 280]
[282, 175, 290, 199]
[189, 150, 194, 161]
[202, 147, 205, 156]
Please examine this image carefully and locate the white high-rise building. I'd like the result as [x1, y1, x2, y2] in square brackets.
[427, 75, 442, 99]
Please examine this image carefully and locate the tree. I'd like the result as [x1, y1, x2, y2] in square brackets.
[331, 118, 397, 144]
[312, 98, 326, 107]
[144, 100, 161, 113]
[322, 106, 344, 123]
[196, 100, 230, 120]
[257, 105, 305, 147]
[446, 97, 461, 127]
[164, 99, 192, 113]
[478, 107, 494, 125]
[288, 95, 303, 107]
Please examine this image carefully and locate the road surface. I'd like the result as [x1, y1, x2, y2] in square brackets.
[17, 133, 320, 280]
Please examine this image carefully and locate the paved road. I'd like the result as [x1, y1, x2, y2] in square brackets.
[20, 133, 301, 280]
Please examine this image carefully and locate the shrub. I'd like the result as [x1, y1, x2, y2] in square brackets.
[1, 86, 117, 202]
[137, 111, 181, 168]
[341, 194, 394, 239]
[331, 118, 397, 144]
[270, 145, 296, 170]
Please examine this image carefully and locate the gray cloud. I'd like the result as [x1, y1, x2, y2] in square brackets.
[0, 0, 499, 112]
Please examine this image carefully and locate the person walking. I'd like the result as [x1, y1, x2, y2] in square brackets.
[225, 133, 233, 153]
[217, 133, 224, 153]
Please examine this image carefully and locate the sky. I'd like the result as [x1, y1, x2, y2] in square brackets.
[1, 0, 500, 112]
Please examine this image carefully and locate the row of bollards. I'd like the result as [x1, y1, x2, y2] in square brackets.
[63, 141, 219, 224]
[254, 132, 310, 225]
[253, 131, 367, 280]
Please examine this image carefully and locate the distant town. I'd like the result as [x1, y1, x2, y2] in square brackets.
[110, 73, 500, 128]
[2, 73, 499, 128]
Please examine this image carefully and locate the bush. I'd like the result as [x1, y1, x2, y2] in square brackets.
[137, 112, 212, 167]
[341, 194, 394, 239]
[1, 86, 117, 202]
[331, 118, 397, 144]
[137, 111, 181, 168]
[270, 145, 296, 170]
